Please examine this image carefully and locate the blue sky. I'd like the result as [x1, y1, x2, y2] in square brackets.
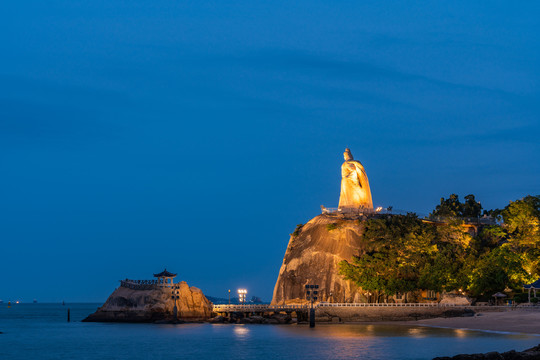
[0, 1, 539, 302]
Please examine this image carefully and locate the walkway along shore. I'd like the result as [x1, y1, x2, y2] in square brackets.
[212, 303, 540, 329]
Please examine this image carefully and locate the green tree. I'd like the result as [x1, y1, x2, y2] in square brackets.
[501, 195, 540, 278]
[468, 245, 531, 297]
[462, 194, 482, 218]
[339, 214, 436, 300]
[473, 225, 505, 251]
[418, 245, 466, 292]
[501, 195, 540, 249]
[431, 194, 462, 218]
[339, 194, 539, 301]
[431, 194, 482, 219]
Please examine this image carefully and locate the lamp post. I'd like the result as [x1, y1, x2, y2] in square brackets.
[305, 284, 319, 328]
[238, 289, 247, 304]
[171, 285, 180, 320]
[228, 289, 231, 305]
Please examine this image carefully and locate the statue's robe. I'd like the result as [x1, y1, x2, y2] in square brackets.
[338, 160, 373, 209]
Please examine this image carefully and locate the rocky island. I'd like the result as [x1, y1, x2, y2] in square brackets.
[84, 269, 213, 323]
[272, 148, 373, 305]
[271, 149, 477, 321]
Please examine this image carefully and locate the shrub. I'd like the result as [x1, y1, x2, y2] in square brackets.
[531, 297, 539, 304]
[290, 224, 303, 237]
[513, 292, 529, 303]
[326, 223, 338, 231]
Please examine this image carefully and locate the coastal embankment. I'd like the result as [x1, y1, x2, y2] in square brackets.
[213, 303, 540, 327]
[315, 304, 475, 322]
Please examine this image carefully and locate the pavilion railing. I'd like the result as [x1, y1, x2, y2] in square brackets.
[120, 279, 172, 290]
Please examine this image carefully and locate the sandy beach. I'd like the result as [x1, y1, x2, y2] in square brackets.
[400, 310, 540, 335]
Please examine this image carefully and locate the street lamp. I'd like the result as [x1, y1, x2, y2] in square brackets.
[238, 289, 247, 304]
[305, 284, 319, 328]
[171, 285, 180, 320]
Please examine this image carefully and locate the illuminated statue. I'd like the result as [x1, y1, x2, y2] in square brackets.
[338, 148, 373, 210]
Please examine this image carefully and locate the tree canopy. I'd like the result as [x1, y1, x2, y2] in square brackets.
[430, 193, 482, 219]
[339, 194, 540, 302]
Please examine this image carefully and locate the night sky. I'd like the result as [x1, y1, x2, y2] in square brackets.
[1, 1, 539, 303]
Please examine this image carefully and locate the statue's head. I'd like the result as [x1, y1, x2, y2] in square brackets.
[344, 148, 354, 161]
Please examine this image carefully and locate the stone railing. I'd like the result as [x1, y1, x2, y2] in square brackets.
[213, 304, 308, 312]
[426, 216, 497, 225]
[321, 206, 498, 225]
[318, 303, 540, 309]
[213, 303, 443, 311]
[318, 302, 441, 307]
[120, 279, 171, 290]
[321, 206, 378, 215]
[212, 303, 539, 313]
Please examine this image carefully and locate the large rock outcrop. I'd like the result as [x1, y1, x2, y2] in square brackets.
[272, 214, 369, 304]
[433, 344, 540, 360]
[83, 281, 213, 322]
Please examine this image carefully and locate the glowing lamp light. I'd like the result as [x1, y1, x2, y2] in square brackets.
[237, 289, 248, 304]
[375, 207, 383, 212]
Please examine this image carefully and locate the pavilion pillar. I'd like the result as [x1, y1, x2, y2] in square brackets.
[153, 269, 177, 289]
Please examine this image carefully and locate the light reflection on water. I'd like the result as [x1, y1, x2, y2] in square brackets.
[407, 327, 426, 338]
[233, 324, 250, 339]
[0, 304, 538, 360]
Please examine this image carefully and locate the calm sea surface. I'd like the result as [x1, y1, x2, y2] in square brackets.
[1, 303, 538, 360]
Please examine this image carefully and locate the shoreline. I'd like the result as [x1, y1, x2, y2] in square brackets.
[393, 310, 540, 335]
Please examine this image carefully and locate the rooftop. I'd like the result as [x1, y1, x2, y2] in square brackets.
[153, 269, 177, 278]
[524, 279, 540, 289]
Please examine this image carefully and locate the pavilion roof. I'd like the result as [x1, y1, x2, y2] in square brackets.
[524, 279, 540, 289]
[153, 269, 177, 278]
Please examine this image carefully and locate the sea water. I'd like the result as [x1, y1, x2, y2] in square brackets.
[1, 303, 538, 360]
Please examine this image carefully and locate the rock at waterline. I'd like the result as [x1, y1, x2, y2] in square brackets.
[83, 281, 213, 323]
[208, 313, 293, 324]
[433, 343, 540, 360]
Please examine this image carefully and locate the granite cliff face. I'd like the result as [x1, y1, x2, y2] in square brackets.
[84, 281, 213, 322]
[271, 214, 369, 305]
